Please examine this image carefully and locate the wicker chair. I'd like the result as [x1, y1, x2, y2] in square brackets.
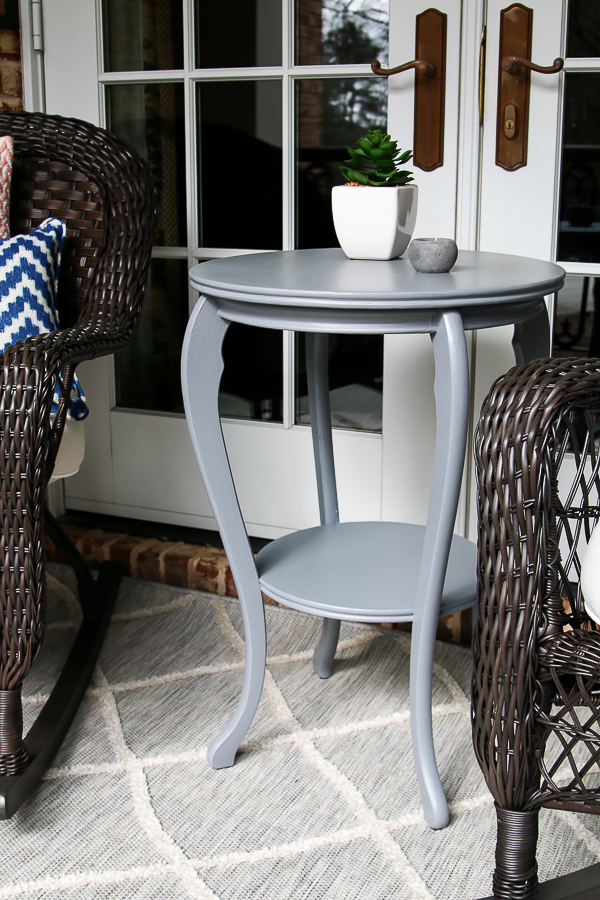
[473, 357, 600, 899]
[0, 112, 155, 818]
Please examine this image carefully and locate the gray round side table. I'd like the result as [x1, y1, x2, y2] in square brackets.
[183, 247, 565, 831]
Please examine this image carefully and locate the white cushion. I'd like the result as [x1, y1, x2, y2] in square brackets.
[580, 524, 600, 625]
[49, 417, 85, 482]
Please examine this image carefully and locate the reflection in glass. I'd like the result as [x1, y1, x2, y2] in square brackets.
[295, 333, 383, 432]
[296, 0, 388, 66]
[295, 78, 387, 248]
[106, 83, 186, 247]
[557, 74, 600, 263]
[195, 0, 282, 68]
[219, 323, 283, 423]
[115, 258, 188, 413]
[197, 82, 282, 249]
[103, 0, 184, 72]
[553, 274, 600, 359]
[566, 0, 600, 58]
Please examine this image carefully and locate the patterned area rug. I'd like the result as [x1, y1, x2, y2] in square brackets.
[3, 564, 600, 900]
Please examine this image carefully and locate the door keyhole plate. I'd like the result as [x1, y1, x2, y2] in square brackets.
[496, 4, 532, 170]
[504, 103, 517, 139]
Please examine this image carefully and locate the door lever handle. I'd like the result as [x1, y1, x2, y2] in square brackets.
[369, 7, 446, 170]
[371, 58, 435, 78]
[501, 55, 564, 74]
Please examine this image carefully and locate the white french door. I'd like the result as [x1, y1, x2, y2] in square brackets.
[29, 0, 573, 541]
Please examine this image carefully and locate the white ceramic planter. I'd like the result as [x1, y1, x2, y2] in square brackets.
[331, 184, 418, 260]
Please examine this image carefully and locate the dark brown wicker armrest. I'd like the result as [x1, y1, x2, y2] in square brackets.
[473, 357, 600, 814]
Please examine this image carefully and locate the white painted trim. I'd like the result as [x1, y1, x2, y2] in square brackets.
[95, 0, 104, 76]
[563, 58, 600, 72]
[109, 405, 383, 441]
[282, 331, 295, 428]
[183, 0, 193, 72]
[559, 261, 600, 276]
[97, 65, 381, 85]
[65, 496, 296, 539]
[100, 69, 280, 83]
[19, 0, 45, 111]
[192, 247, 277, 259]
[95, 0, 106, 125]
[454, 1, 485, 539]
[455, 1, 484, 252]
[550, 2, 569, 267]
[282, 0, 294, 252]
[184, 0, 199, 263]
[288, 64, 377, 78]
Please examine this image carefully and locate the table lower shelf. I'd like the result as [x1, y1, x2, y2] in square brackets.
[255, 521, 476, 622]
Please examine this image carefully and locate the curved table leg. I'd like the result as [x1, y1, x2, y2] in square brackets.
[512, 303, 550, 365]
[305, 333, 341, 678]
[181, 296, 267, 769]
[411, 310, 469, 829]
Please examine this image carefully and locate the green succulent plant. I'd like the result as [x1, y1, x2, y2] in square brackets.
[339, 129, 414, 187]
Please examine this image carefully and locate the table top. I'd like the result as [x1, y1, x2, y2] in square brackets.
[190, 248, 565, 310]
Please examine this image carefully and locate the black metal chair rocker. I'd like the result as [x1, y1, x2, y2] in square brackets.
[0, 111, 155, 818]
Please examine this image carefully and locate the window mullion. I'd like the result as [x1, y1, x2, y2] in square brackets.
[282, 0, 295, 428]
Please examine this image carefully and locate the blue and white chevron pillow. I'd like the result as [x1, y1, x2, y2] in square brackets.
[0, 217, 88, 420]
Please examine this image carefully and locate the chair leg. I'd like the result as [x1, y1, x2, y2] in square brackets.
[493, 807, 539, 900]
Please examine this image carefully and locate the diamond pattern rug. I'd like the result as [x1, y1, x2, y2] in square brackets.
[2, 563, 600, 899]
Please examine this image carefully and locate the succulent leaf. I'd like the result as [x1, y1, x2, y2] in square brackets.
[347, 147, 370, 161]
[339, 129, 414, 187]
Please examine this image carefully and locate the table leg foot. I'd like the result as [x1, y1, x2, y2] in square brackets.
[313, 617, 340, 679]
[410, 616, 450, 830]
[207, 620, 267, 769]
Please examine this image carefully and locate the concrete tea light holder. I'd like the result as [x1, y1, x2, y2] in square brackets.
[408, 237, 458, 273]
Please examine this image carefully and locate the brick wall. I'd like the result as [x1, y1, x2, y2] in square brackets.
[0, 0, 23, 112]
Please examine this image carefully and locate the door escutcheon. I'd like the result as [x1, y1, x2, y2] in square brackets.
[371, 8, 447, 171]
[496, 4, 564, 171]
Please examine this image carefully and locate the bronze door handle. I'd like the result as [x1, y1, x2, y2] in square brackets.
[501, 55, 564, 74]
[370, 9, 447, 171]
[371, 58, 435, 78]
[495, 4, 562, 171]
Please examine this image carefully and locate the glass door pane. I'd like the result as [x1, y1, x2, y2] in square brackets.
[103, 0, 184, 71]
[557, 73, 600, 264]
[566, 1, 600, 57]
[295, 0, 389, 65]
[106, 83, 187, 247]
[195, 0, 282, 68]
[219, 323, 284, 422]
[197, 81, 282, 250]
[295, 77, 387, 249]
[295, 333, 383, 431]
[115, 258, 189, 413]
[552, 274, 600, 358]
